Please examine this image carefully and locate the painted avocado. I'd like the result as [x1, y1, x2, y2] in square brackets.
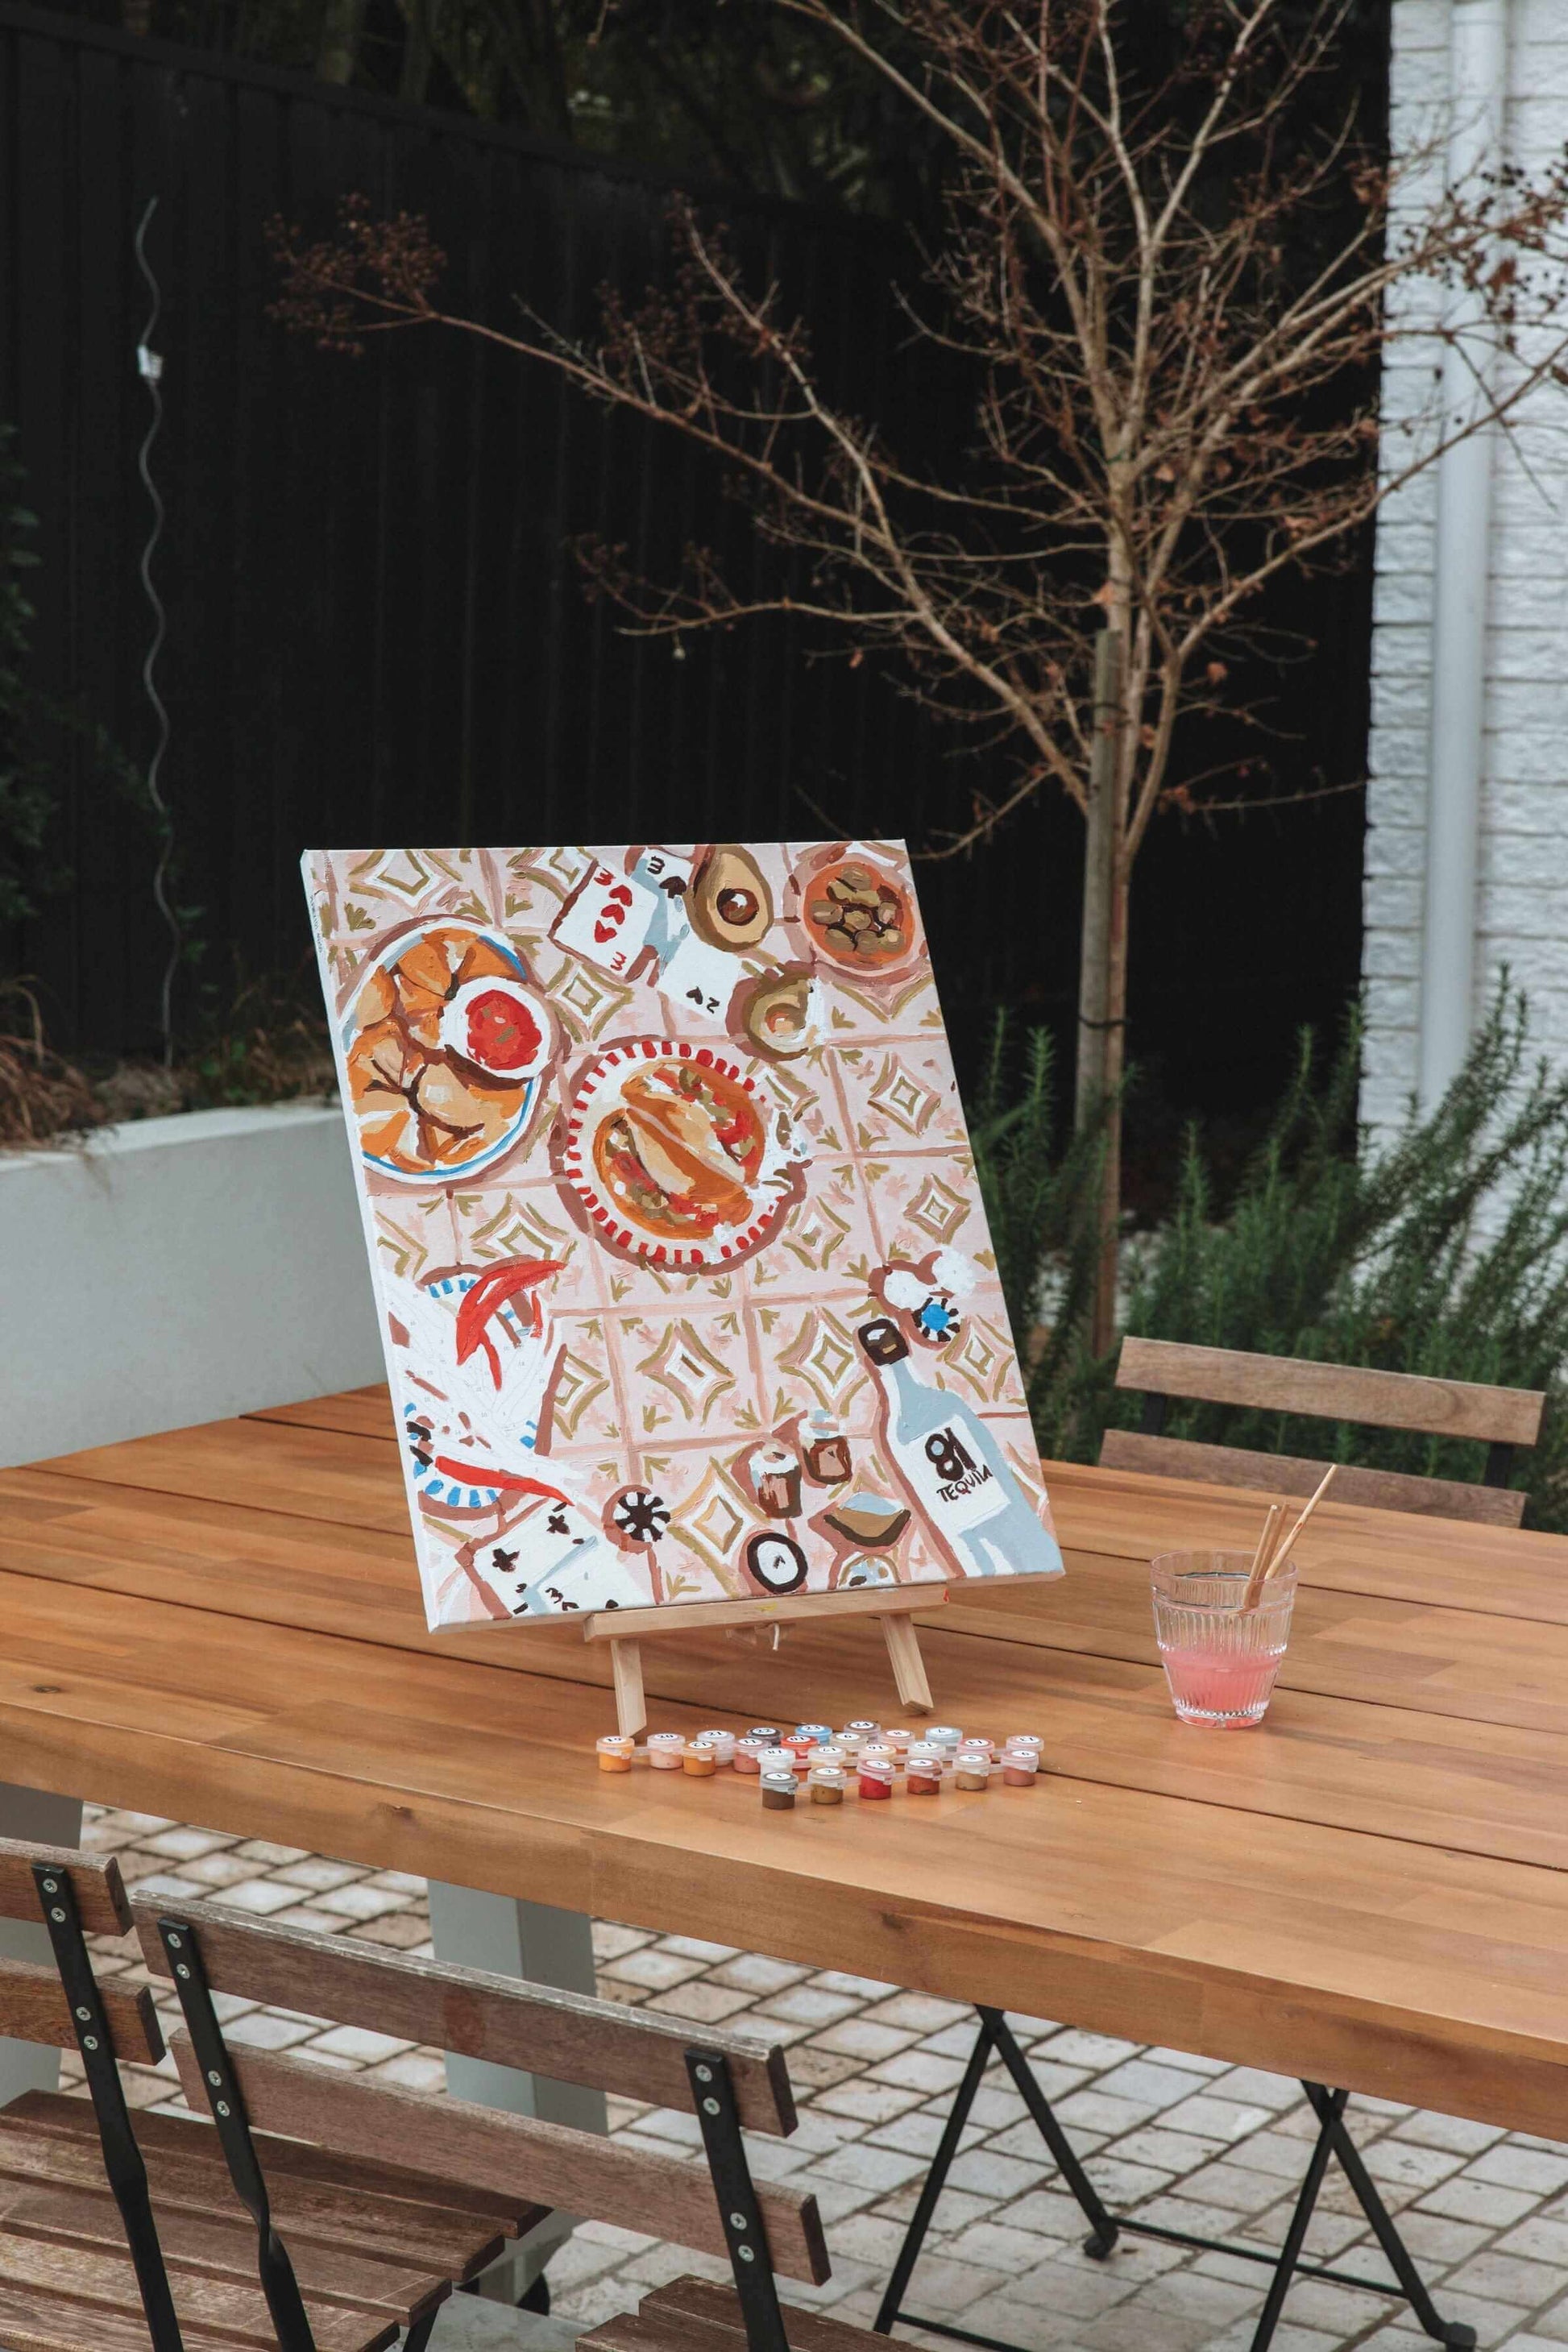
[690, 844, 774, 950]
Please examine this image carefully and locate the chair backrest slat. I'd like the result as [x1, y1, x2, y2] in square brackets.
[166, 2032, 830, 2288]
[135, 1896, 794, 2134]
[0, 1840, 130, 1935]
[0, 1957, 163, 2064]
[1114, 1337, 1545, 1447]
[1099, 1429, 1529, 1527]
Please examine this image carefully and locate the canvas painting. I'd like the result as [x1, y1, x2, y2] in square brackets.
[305, 842, 1064, 1630]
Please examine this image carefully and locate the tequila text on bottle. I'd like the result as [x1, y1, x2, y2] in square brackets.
[856, 1318, 1064, 1578]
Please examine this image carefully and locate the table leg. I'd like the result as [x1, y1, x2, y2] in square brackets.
[427, 1882, 605, 2304]
[0, 1785, 84, 2101]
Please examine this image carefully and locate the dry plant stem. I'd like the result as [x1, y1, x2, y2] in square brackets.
[1241, 1502, 1285, 1610]
[268, 1, 1568, 1343]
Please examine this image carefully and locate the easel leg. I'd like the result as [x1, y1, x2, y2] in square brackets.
[610, 1639, 646, 1738]
[882, 1609, 933, 1713]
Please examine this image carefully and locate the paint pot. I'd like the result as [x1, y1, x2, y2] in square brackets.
[1001, 1753, 1039, 1787]
[682, 1742, 718, 1778]
[756, 1748, 798, 1781]
[747, 1727, 782, 1744]
[595, 1735, 635, 1773]
[793, 1724, 833, 1746]
[695, 1730, 736, 1767]
[954, 1753, 993, 1793]
[927, 1725, 964, 1753]
[859, 1743, 898, 1773]
[761, 1773, 798, 1812]
[733, 1738, 769, 1777]
[1004, 1734, 1043, 1758]
[858, 1758, 894, 1801]
[646, 1733, 686, 1771]
[783, 1736, 818, 1772]
[808, 1767, 847, 1807]
[843, 1719, 882, 1740]
[815, 1745, 851, 1772]
[906, 1746, 944, 1795]
[881, 1728, 914, 1761]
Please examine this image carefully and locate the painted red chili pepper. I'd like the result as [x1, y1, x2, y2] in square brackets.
[432, 1455, 570, 1504]
[454, 1257, 564, 1387]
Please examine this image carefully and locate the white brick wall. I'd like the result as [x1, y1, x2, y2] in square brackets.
[1363, 0, 1568, 1133]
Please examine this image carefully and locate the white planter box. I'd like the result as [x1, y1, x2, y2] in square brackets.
[0, 1101, 383, 1468]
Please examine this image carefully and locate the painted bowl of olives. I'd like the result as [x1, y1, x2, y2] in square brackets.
[794, 846, 922, 980]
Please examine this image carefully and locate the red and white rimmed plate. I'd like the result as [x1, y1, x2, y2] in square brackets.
[562, 1037, 806, 1267]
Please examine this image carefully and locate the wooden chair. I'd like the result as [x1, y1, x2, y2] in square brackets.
[1101, 1335, 1545, 1526]
[0, 1831, 214, 2352]
[131, 1892, 840, 2352]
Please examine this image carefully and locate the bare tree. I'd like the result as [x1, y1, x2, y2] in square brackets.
[273, 0, 1568, 1348]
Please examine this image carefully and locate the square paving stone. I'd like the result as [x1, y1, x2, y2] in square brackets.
[1470, 2148, 1568, 2196]
[1161, 2095, 1276, 2142]
[1447, 2252, 1568, 2308]
[1418, 2179, 1540, 2229]
[865, 2110, 988, 2159]
[810, 1970, 900, 1998]
[812, 2143, 930, 2194]
[1095, 2060, 1210, 2109]
[866, 2050, 970, 2095]
[1041, 2032, 1143, 2071]
[599, 1949, 708, 1991]
[707, 1953, 810, 1994]
[811, 2080, 927, 2125]
[1394, 2111, 1509, 2157]
[807, 2020, 915, 2061]
[874, 2185, 995, 2234]
[947, 2150, 1054, 2201]
[643, 1981, 757, 2023]
[863, 1995, 974, 2034]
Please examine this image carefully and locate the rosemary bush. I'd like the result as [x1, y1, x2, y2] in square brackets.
[972, 989, 1568, 1529]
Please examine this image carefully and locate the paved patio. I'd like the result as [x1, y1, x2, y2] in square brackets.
[74, 1805, 1568, 2352]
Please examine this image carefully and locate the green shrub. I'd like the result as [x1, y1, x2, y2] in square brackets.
[967, 1015, 1110, 1446]
[971, 988, 1568, 1529]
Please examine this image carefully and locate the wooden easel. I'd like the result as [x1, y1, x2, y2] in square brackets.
[583, 1584, 947, 1739]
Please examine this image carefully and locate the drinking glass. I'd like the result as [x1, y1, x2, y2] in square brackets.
[1150, 1549, 1298, 1728]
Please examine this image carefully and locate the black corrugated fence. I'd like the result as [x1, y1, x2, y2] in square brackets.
[0, 1, 1364, 1111]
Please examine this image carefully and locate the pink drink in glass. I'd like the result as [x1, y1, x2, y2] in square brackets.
[1150, 1550, 1298, 1728]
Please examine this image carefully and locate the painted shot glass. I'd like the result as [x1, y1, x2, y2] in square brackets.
[1151, 1550, 1299, 1728]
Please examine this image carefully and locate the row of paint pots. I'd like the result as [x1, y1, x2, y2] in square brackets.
[596, 1720, 1044, 1806]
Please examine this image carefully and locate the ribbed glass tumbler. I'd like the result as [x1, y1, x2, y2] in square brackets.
[1150, 1549, 1298, 1728]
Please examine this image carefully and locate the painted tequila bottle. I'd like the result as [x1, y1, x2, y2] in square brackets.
[857, 1317, 1064, 1578]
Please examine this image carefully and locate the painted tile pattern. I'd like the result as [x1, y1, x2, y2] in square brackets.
[306, 842, 1063, 1630]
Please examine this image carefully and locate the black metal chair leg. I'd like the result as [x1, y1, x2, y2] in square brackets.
[1247, 2089, 1346, 2352]
[403, 2312, 439, 2352]
[874, 2013, 998, 2334]
[1300, 2084, 1477, 2350]
[979, 2009, 1118, 2258]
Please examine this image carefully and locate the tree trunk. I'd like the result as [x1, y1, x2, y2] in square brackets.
[399, 0, 433, 102]
[1093, 855, 1130, 1359]
[1075, 625, 1126, 1358]
[315, 0, 367, 85]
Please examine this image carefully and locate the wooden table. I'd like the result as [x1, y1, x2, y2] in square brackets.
[5, 1386, 1568, 2141]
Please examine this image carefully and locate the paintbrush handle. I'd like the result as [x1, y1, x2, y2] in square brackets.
[1240, 1503, 1284, 1612]
[1263, 1463, 1338, 1582]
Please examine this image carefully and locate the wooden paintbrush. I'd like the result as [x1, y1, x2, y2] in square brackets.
[1239, 1503, 1284, 1612]
[1242, 1465, 1337, 1607]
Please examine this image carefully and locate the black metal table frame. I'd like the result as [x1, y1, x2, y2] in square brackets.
[873, 2007, 1478, 2352]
